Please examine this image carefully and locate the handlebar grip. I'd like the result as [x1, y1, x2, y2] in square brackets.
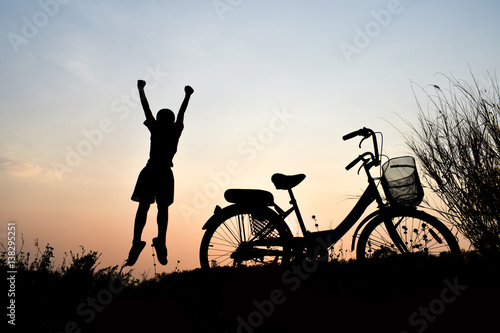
[343, 128, 369, 141]
[342, 129, 364, 141]
[345, 155, 362, 170]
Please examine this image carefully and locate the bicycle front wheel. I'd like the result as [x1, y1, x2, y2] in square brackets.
[199, 205, 293, 269]
[356, 209, 460, 259]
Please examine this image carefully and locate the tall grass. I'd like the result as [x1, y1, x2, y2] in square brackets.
[1, 237, 136, 331]
[405, 72, 500, 254]
[1, 236, 135, 283]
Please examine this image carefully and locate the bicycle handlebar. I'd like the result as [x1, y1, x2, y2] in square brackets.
[345, 152, 375, 171]
[342, 128, 371, 141]
[345, 155, 364, 171]
[343, 127, 380, 170]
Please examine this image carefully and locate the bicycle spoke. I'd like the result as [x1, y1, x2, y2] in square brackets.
[358, 210, 459, 259]
[201, 209, 292, 268]
[215, 225, 239, 248]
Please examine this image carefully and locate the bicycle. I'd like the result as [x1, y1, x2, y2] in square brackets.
[199, 127, 460, 269]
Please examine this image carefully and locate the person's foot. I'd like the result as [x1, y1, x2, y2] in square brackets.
[125, 241, 146, 266]
[152, 238, 168, 265]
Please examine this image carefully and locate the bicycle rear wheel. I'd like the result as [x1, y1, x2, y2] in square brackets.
[199, 205, 293, 269]
[356, 209, 460, 259]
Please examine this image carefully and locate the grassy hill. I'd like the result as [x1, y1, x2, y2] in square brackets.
[5, 252, 500, 332]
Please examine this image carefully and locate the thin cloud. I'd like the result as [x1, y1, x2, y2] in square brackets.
[0, 157, 59, 182]
[63, 57, 94, 82]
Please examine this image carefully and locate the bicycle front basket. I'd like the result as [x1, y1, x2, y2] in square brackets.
[381, 156, 424, 207]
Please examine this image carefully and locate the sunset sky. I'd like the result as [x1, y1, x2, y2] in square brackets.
[1, 0, 499, 276]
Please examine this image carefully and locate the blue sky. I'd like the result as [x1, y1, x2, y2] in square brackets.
[1, 0, 499, 275]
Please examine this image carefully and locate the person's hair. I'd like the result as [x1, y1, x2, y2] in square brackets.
[157, 109, 175, 123]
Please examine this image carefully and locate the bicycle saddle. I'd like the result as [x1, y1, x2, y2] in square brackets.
[271, 173, 306, 190]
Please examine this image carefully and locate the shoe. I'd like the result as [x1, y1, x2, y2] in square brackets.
[125, 241, 146, 266]
[152, 238, 168, 265]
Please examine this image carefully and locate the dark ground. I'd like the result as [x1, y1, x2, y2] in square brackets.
[8, 252, 500, 333]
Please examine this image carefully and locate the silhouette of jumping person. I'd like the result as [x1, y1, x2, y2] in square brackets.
[126, 80, 194, 266]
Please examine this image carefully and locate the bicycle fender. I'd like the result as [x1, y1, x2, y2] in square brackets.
[201, 205, 224, 230]
[350, 210, 382, 251]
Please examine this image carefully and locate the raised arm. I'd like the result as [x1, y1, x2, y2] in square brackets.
[137, 80, 154, 120]
[176, 85, 194, 125]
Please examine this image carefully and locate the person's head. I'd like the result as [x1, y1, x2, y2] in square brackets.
[156, 109, 175, 125]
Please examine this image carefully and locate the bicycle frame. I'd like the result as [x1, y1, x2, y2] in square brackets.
[271, 159, 387, 252]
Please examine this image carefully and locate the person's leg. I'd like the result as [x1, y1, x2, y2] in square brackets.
[126, 201, 150, 266]
[152, 168, 173, 265]
[156, 203, 169, 242]
[153, 202, 169, 265]
[133, 201, 151, 243]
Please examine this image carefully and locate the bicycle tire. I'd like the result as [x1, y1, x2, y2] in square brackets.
[356, 208, 460, 259]
[199, 205, 293, 269]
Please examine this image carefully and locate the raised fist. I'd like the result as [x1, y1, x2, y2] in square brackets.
[184, 85, 194, 95]
[137, 80, 146, 89]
